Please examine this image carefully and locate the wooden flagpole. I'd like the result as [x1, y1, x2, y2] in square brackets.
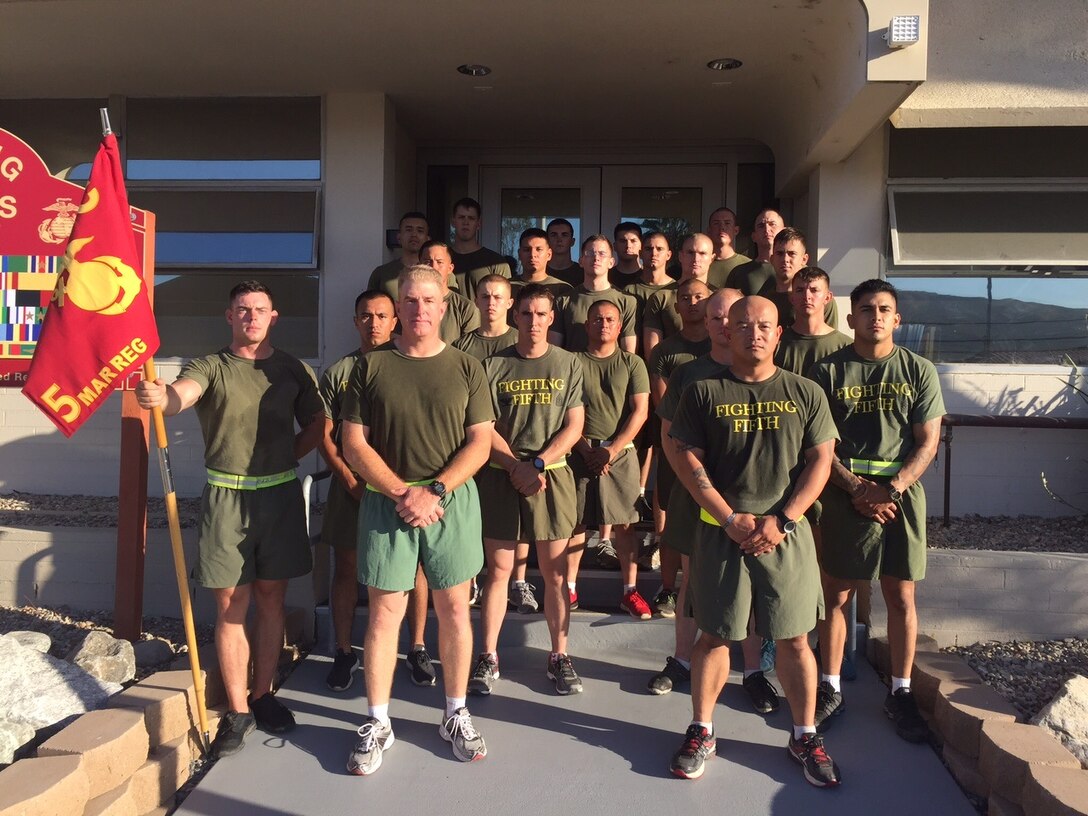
[100, 108, 210, 755]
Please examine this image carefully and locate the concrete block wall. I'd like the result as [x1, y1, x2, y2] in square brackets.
[867, 550, 1088, 647]
[0, 669, 221, 816]
[868, 639, 1088, 816]
[921, 365, 1088, 519]
[0, 526, 316, 626]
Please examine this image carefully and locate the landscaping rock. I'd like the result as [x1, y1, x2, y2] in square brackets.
[66, 630, 136, 684]
[133, 638, 175, 669]
[5, 630, 50, 653]
[1032, 674, 1088, 769]
[0, 634, 121, 731]
[0, 719, 34, 764]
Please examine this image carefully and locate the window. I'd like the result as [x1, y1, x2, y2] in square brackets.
[887, 180, 1088, 365]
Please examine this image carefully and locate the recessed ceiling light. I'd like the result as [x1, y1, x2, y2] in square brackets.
[457, 64, 492, 77]
[707, 58, 742, 71]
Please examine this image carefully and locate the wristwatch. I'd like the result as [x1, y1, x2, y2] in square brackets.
[531, 457, 546, 472]
[887, 485, 903, 502]
[428, 480, 447, 499]
[774, 511, 797, 535]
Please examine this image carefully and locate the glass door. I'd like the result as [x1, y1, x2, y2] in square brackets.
[480, 167, 601, 261]
[601, 165, 725, 251]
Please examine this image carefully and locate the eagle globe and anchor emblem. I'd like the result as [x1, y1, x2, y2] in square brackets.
[38, 197, 80, 244]
[52, 187, 143, 315]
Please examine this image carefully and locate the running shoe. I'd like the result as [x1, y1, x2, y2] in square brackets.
[547, 653, 583, 695]
[405, 646, 436, 687]
[652, 587, 677, 618]
[814, 681, 844, 732]
[647, 656, 690, 696]
[594, 539, 620, 569]
[249, 693, 295, 733]
[788, 732, 841, 788]
[347, 717, 395, 776]
[620, 588, 653, 620]
[742, 671, 781, 714]
[569, 588, 579, 610]
[509, 581, 540, 614]
[884, 688, 929, 743]
[212, 711, 255, 758]
[326, 647, 360, 692]
[669, 723, 715, 779]
[468, 652, 500, 695]
[439, 707, 487, 762]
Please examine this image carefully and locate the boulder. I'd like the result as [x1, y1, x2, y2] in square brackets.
[133, 639, 175, 670]
[0, 634, 121, 731]
[5, 631, 51, 653]
[1032, 674, 1088, 769]
[66, 630, 136, 684]
[0, 719, 35, 764]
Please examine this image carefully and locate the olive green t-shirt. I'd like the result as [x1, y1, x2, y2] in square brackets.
[670, 368, 838, 515]
[319, 348, 360, 427]
[643, 285, 678, 340]
[656, 353, 730, 423]
[623, 279, 675, 336]
[553, 286, 638, 352]
[707, 253, 751, 289]
[180, 348, 322, 476]
[775, 327, 852, 377]
[343, 344, 495, 481]
[453, 327, 519, 361]
[483, 345, 584, 458]
[808, 345, 946, 464]
[577, 349, 650, 440]
[441, 290, 481, 343]
[726, 260, 774, 295]
[648, 334, 712, 387]
[450, 247, 511, 300]
[547, 264, 583, 287]
[367, 259, 408, 302]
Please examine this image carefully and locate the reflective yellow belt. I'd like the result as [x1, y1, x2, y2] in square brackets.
[699, 507, 721, 526]
[489, 456, 569, 471]
[366, 479, 433, 493]
[206, 469, 296, 490]
[844, 458, 903, 476]
[587, 439, 636, 450]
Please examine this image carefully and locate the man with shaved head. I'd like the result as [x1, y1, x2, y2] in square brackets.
[643, 232, 716, 356]
[666, 295, 842, 789]
[726, 208, 785, 296]
[706, 207, 751, 289]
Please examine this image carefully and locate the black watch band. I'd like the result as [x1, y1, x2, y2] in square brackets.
[429, 480, 447, 499]
[775, 511, 797, 534]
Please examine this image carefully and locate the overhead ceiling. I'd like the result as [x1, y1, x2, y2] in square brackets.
[0, 0, 929, 189]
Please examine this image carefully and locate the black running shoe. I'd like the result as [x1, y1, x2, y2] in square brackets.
[884, 688, 929, 743]
[546, 653, 583, 695]
[405, 647, 437, 687]
[212, 711, 255, 758]
[647, 656, 691, 696]
[249, 693, 295, 734]
[326, 648, 360, 692]
[788, 732, 842, 788]
[468, 653, 499, 696]
[814, 681, 844, 732]
[669, 723, 715, 779]
[652, 588, 677, 618]
[742, 671, 781, 714]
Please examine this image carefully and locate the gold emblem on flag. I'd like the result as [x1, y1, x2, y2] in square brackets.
[38, 198, 79, 244]
[56, 235, 143, 315]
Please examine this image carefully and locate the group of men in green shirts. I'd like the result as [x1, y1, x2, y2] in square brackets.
[135, 199, 944, 791]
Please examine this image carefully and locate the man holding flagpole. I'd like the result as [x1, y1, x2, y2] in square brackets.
[135, 280, 324, 758]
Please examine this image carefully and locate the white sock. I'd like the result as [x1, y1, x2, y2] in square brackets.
[639, 487, 646, 497]
[568, 581, 576, 591]
[793, 724, 817, 739]
[821, 674, 842, 693]
[693, 720, 714, 734]
[445, 697, 466, 718]
[892, 676, 911, 693]
[675, 657, 691, 670]
[368, 703, 390, 726]
[743, 669, 760, 679]
[513, 580, 526, 588]
[624, 584, 636, 594]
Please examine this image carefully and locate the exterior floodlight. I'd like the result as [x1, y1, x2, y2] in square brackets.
[884, 16, 920, 48]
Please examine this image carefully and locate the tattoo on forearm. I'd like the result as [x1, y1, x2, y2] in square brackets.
[692, 466, 712, 490]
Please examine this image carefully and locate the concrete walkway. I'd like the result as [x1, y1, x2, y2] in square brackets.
[175, 614, 975, 816]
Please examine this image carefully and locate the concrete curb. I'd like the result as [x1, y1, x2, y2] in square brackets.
[869, 635, 1088, 814]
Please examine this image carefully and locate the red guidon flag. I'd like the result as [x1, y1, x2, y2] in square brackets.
[23, 132, 159, 437]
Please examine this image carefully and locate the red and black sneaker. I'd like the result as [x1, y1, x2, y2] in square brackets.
[669, 723, 715, 779]
[788, 732, 842, 788]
